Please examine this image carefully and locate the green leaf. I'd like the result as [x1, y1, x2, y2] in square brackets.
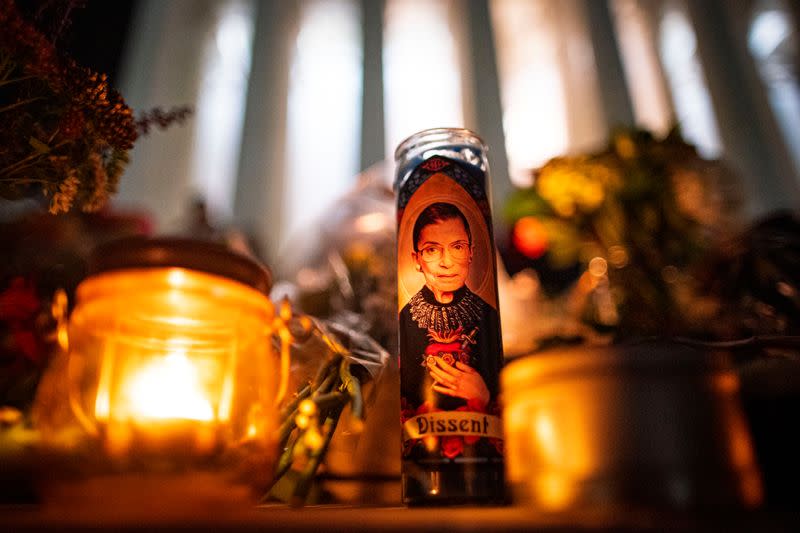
[502, 188, 552, 223]
[265, 469, 302, 504]
[539, 217, 582, 269]
[28, 137, 51, 154]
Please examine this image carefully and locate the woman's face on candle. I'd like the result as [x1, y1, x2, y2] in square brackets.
[413, 217, 472, 300]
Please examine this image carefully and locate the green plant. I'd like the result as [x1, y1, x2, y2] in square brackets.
[0, 0, 189, 213]
[503, 128, 742, 339]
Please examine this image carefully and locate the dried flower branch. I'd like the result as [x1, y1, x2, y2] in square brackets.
[135, 106, 193, 136]
[0, 0, 190, 213]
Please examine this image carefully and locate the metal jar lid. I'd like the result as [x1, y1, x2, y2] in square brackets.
[88, 237, 272, 295]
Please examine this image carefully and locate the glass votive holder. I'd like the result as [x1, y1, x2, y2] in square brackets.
[501, 341, 764, 513]
[32, 237, 286, 510]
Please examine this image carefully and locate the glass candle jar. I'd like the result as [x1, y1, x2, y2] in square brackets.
[501, 342, 764, 512]
[58, 238, 281, 475]
[394, 128, 506, 505]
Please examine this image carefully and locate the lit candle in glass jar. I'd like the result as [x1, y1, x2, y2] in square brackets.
[99, 343, 222, 459]
[61, 238, 284, 472]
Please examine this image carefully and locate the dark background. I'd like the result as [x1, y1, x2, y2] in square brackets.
[66, 0, 135, 84]
[18, 0, 136, 85]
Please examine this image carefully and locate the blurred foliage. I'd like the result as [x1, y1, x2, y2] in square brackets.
[699, 211, 800, 341]
[501, 127, 745, 341]
[0, 209, 151, 409]
[283, 163, 397, 355]
[0, 0, 190, 213]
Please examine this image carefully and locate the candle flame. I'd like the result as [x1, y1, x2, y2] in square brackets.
[123, 349, 214, 421]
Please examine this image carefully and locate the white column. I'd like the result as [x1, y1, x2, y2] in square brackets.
[115, 0, 218, 232]
[558, 0, 609, 154]
[232, 2, 299, 263]
[464, 0, 514, 234]
[609, 0, 675, 137]
[728, 0, 800, 206]
[359, 0, 386, 172]
[582, 0, 636, 129]
[687, 0, 800, 216]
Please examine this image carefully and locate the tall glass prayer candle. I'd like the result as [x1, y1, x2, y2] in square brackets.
[394, 128, 505, 505]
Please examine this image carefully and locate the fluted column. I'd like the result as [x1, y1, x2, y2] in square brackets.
[464, 0, 513, 234]
[115, 0, 217, 231]
[687, 0, 800, 216]
[232, 1, 299, 264]
[583, 0, 636, 129]
[359, 0, 386, 172]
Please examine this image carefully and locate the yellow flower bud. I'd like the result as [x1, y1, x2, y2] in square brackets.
[299, 399, 317, 417]
[303, 427, 325, 452]
[295, 413, 311, 430]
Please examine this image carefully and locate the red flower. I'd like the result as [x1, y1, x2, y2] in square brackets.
[12, 329, 40, 363]
[512, 216, 549, 259]
[400, 398, 416, 423]
[0, 277, 47, 364]
[0, 277, 40, 322]
[441, 436, 464, 459]
[416, 401, 437, 415]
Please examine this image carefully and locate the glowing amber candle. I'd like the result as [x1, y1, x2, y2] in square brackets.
[123, 348, 214, 422]
[501, 343, 764, 512]
[97, 344, 222, 459]
[62, 238, 282, 471]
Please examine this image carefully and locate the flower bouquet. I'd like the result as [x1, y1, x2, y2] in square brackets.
[0, 0, 189, 214]
[501, 128, 743, 348]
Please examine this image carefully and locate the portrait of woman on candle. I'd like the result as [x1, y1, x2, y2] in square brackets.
[398, 201, 502, 412]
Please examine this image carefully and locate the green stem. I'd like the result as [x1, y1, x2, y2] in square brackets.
[276, 421, 295, 451]
[339, 359, 364, 425]
[0, 75, 35, 87]
[0, 177, 49, 184]
[289, 405, 346, 507]
[0, 97, 43, 114]
[276, 404, 302, 450]
[263, 323, 372, 506]
[266, 393, 350, 504]
[311, 391, 348, 413]
[312, 352, 343, 389]
[275, 358, 342, 448]
[313, 367, 339, 397]
[271, 433, 299, 488]
[0, 140, 70, 177]
[276, 361, 340, 463]
[279, 384, 312, 421]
